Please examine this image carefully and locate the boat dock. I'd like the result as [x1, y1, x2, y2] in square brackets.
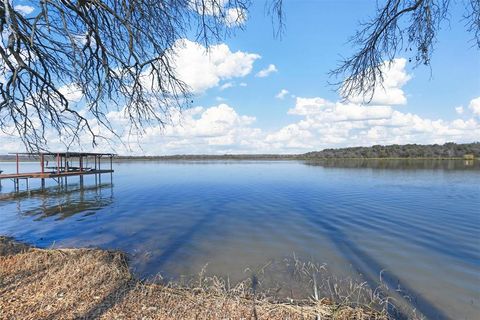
[0, 152, 115, 191]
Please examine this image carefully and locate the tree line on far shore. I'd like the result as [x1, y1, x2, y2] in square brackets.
[1, 142, 478, 161]
[118, 142, 480, 160]
[303, 142, 480, 159]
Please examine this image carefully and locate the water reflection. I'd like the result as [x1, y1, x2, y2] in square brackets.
[304, 158, 480, 170]
[291, 195, 449, 319]
[0, 181, 113, 221]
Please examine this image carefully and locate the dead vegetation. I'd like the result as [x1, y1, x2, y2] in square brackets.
[0, 236, 397, 319]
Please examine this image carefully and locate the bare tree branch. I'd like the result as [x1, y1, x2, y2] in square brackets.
[0, 0, 250, 151]
[266, 0, 285, 38]
[465, 0, 480, 48]
[330, 0, 480, 102]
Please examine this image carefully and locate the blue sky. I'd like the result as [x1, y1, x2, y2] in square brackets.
[197, 0, 480, 125]
[1, 1, 479, 155]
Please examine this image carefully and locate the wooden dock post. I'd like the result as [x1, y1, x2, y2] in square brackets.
[79, 155, 83, 186]
[41, 153, 45, 188]
[56, 153, 60, 174]
[110, 155, 113, 183]
[98, 155, 101, 184]
[15, 153, 19, 190]
[56, 153, 60, 185]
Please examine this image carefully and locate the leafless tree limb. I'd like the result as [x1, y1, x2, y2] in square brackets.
[465, 0, 480, 48]
[266, 0, 285, 38]
[332, 0, 478, 102]
[0, 0, 250, 151]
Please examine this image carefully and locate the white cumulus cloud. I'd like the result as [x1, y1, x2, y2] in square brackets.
[172, 39, 260, 93]
[265, 98, 479, 153]
[14, 5, 34, 15]
[275, 89, 289, 99]
[345, 58, 411, 106]
[190, 1, 247, 27]
[224, 7, 247, 27]
[469, 97, 480, 116]
[220, 82, 234, 90]
[122, 103, 261, 154]
[288, 97, 334, 116]
[256, 64, 278, 78]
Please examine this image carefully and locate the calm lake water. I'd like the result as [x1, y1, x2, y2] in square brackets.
[0, 159, 479, 319]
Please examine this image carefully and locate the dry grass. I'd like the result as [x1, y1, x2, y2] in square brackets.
[0, 237, 392, 319]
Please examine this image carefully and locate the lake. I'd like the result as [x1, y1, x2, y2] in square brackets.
[0, 159, 479, 319]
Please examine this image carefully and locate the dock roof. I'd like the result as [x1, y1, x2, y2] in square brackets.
[10, 152, 116, 157]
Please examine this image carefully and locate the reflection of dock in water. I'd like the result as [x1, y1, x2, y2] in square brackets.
[0, 152, 115, 191]
[0, 180, 114, 221]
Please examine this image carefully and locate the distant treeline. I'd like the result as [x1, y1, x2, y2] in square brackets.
[114, 154, 298, 161]
[117, 142, 479, 160]
[303, 142, 480, 159]
[1, 142, 478, 161]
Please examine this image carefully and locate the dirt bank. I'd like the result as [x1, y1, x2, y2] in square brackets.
[0, 236, 389, 319]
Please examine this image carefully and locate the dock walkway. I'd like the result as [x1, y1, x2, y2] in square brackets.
[0, 169, 113, 180]
[0, 152, 115, 191]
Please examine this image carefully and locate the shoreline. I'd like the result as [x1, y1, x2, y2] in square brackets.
[0, 236, 395, 319]
[0, 156, 475, 162]
[0, 142, 478, 162]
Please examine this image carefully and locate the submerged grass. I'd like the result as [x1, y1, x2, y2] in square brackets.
[0, 237, 416, 319]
